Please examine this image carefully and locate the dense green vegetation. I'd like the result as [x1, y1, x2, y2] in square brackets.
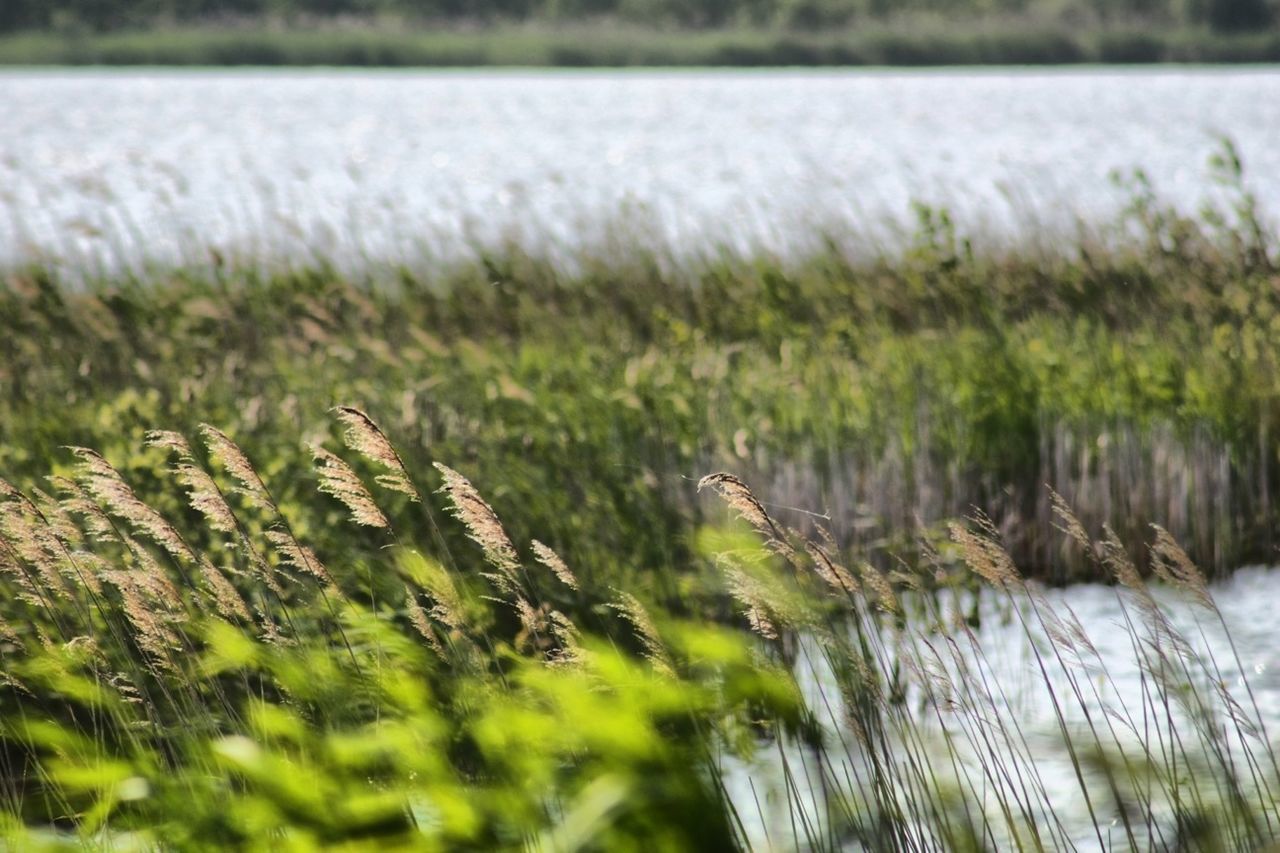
[3, 0, 1276, 33]
[3, 151, 1278, 582]
[1, 148, 1279, 848]
[5, 22, 1280, 66]
[1, 0, 1276, 65]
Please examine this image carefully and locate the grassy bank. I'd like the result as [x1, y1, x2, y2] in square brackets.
[3, 22, 1280, 66]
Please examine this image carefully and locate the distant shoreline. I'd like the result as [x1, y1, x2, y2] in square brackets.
[2, 24, 1279, 67]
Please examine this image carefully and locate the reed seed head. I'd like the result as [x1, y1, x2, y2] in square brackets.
[312, 445, 390, 529]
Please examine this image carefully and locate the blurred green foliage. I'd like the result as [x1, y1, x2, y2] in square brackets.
[2, 0, 1276, 31]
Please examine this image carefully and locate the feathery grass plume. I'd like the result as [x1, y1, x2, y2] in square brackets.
[69, 447, 196, 564]
[514, 596, 551, 653]
[697, 473, 795, 559]
[150, 430, 284, 595]
[312, 446, 390, 529]
[530, 540, 579, 590]
[123, 537, 183, 606]
[857, 560, 900, 615]
[0, 497, 71, 599]
[31, 487, 82, 549]
[1100, 526, 1178, 644]
[333, 406, 420, 501]
[947, 521, 1019, 589]
[50, 475, 118, 543]
[68, 552, 118, 596]
[413, 562, 467, 636]
[547, 611, 586, 668]
[199, 424, 276, 514]
[147, 430, 238, 535]
[264, 530, 333, 585]
[1099, 525, 1145, 592]
[433, 463, 521, 586]
[1027, 586, 1081, 659]
[404, 585, 446, 658]
[198, 558, 252, 623]
[806, 541, 860, 596]
[2, 483, 98, 594]
[1149, 525, 1214, 611]
[720, 560, 779, 640]
[100, 569, 181, 671]
[0, 535, 44, 608]
[608, 590, 674, 677]
[1048, 486, 1093, 554]
[401, 550, 470, 642]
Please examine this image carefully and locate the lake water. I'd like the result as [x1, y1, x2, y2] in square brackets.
[3, 67, 1280, 271]
[728, 567, 1280, 849]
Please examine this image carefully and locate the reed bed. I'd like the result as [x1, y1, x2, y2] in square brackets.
[1, 145, 1279, 847]
[0, 410, 1274, 849]
[3, 147, 1277, 579]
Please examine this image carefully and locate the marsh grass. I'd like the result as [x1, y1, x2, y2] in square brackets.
[0, 410, 1274, 849]
[1, 145, 1279, 847]
[3, 145, 1278, 580]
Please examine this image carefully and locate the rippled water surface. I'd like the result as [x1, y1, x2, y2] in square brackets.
[729, 567, 1280, 848]
[3, 67, 1280, 269]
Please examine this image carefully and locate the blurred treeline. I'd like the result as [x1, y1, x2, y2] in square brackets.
[1, 0, 1275, 33]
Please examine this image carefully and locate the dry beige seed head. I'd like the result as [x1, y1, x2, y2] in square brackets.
[51, 475, 118, 543]
[67, 551, 113, 595]
[145, 430, 191, 456]
[312, 446, 390, 529]
[31, 487, 82, 550]
[1048, 487, 1092, 553]
[69, 447, 196, 564]
[530, 540, 579, 590]
[697, 473, 794, 558]
[948, 522, 1019, 589]
[148, 431, 240, 535]
[857, 561, 901, 615]
[0, 536, 45, 607]
[333, 406, 421, 501]
[123, 537, 182, 605]
[805, 542, 859, 596]
[404, 585, 446, 659]
[547, 611, 586, 668]
[265, 530, 333, 585]
[101, 569, 181, 671]
[199, 425, 276, 513]
[514, 596, 547, 652]
[608, 590, 674, 677]
[722, 563, 779, 640]
[1150, 525, 1213, 611]
[1100, 525, 1144, 591]
[198, 558, 251, 623]
[0, 499, 71, 600]
[405, 552, 466, 633]
[433, 464, 520, 585]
